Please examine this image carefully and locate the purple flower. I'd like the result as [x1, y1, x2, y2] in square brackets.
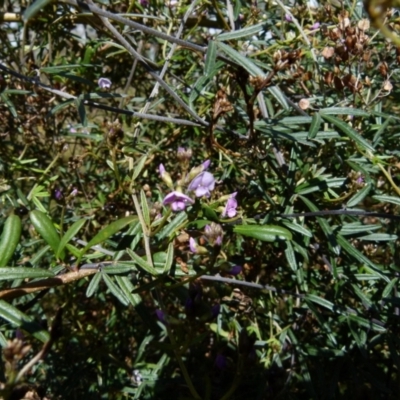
[159, 164, 173, 188]
[155, 309, 167, 325]
[202, 160, 211, 170]
[98, 77, 112, 89]
[211, 304, 221, 318]
[229, 265, 242, 276]
[310, 22, 320, 30]
[356, 175, 364, 184]
[221, 192, 238, 218]
[188, 171, 215, 197]
[215, 354, 227, 370]
[139, 0, 148, 6]
[189, 237, 197, 253]
[163, 191, 194, 211]
[285, 14, 292, 22]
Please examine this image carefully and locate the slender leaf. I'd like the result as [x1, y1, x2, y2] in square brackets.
[0, 267, 54, 280]
[81, 215, 137, 256]
[57, 218, 86, 258]
[217, 41, 265, 77]
[321, 113, 374, 152]
[163, 243, 174, 274]
[140, 190, 150, 227]
[308, 112, 322, 139]
[102, 273, 129, 305]
[86, 271, 102, 297]
[204, 40, 217, 75]
[234, 224, 292, 241]
[126, 248, 158, 276]
[217, 23, 265, 41]
[0, 300, 50, 342]
[346, 184, 371, 207]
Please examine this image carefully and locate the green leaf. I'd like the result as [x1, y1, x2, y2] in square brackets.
[86, 271, 101, 297]
[358, 233, 398, 241]
[338, 223, 381, 235]
[57, 218, 86, 258]
[131, 155, 147, 182]
[0, 300, 50, 342]
[204, 40, 217, 75]
[114, 276, 141, 307]
[81, 215, 137, 257]
[30, 210, 65, 260]
[216, 41, 265, 77]
[382, 278, 398, 298]
[281, 221, 312, 237]
[157, 212, 187, 240]
[102, 273, 129, 305]
[372, 195, 400, 205]
[307, 112, 322, 139]
[126, 248, 158, 276]
[321, 113, 374, 152]
[267, 87, 289, 111]
[233, 224, 292, 241]
[319, 107, 370, 116]
[140, 190, 150, 227]
[299, 196, 340, 255]
[305, 294, 334, 312]
[336, 234, 389, 282]
[285, 241, 297, 271]
[23, 0, 52, 21]
[217, 23, 265, 41]
[0, 267, 54, 280]
[101, 263, 137, 274]
[163, 243, 174, 274]
[347, 314, 386, 332]
[346, 184, 371, 207]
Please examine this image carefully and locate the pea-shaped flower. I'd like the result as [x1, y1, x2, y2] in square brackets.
[163, 191, 194, 211]
[188, 171, 215, 197]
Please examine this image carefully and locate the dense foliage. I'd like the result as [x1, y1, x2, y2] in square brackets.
[1, 0, 400, 398]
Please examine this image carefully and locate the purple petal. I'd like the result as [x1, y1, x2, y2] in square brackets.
[98, 77, 112, 89]
[189, 237, 197, 253]
[159, 164, 166, 175]
[171, 201, 186, 211]
[202, 160, 211, 170]
[163, 191, 194, 206]
[229, 265, 242, 276]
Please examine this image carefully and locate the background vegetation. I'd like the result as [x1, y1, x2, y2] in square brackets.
[1, 0, 400, 398]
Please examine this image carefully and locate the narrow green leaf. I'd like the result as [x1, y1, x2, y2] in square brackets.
[347, 314, 386, 332]
[126, 248, 158, 276]
[372, 195, 400, 205]
[267, 86, 289, 110]
[358, 233, 398, 241]
[382, 278, 398, 298]
[101, 263, 137, 274]
[102, 273, 129, 305]
[115, 276, 141, 307]
[285, 241, 297, 271]
[0, 268, 54, 280]
[217, 23, 265, 41]
[23, 0, 52, 21]
[336, 234, 389, 282]
[346, 184, 371, 207]
[305, 294, 334, 312]
[299, 196, 340, 255]
[57, 219, 86, 258]
[131, 155, 147, 182]
[75, 96, 87, 126]
[86, 271, 102, 297]
[217, 41, 265, 77]
[319, 107, 370, 116]
[281, 221, 312, 237]
[233, 224, 292, 241]
[163, 243, 174, 274]
[204, 40, 217, 75]
[307, 112, 322, 139]
[140, 190, 150, 227]
[157, 212, 187, 240]
[321, 113, 374, 152]
[81, 215, 137, 256]
[338, 223, 381, 235]
[351, 284, 372, 308]
[0, 300, 50, 342]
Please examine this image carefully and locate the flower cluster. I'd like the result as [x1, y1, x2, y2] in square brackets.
[159, 148, 239, 219]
